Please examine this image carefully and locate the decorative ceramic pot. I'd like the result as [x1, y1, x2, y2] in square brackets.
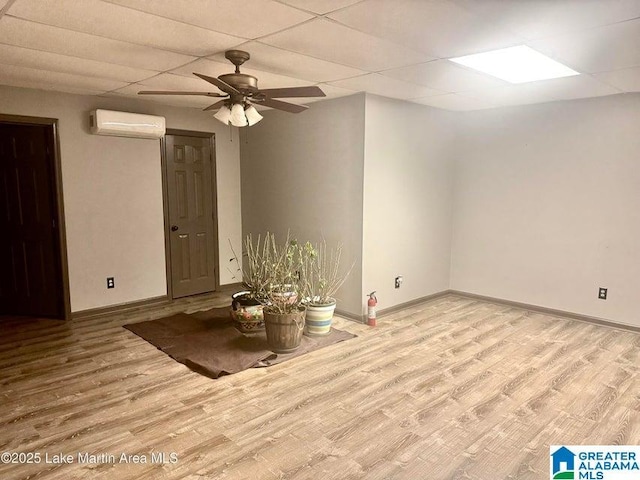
[230, 291, 265, 333]
[304, 299, 336, 336]
[264, 306, 306, 353]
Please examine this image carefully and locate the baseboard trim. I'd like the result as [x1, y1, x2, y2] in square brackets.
[335, 308, 364, 323]
[449, 290, 640, 334]
[377, 290, 451, 319]
[72, 295, 170, 320]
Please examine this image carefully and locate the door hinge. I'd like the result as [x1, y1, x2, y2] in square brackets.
[52, 219, 57, 229]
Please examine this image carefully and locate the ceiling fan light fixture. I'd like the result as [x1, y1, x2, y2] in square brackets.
[213, 105, 232, 124]
[244, 105, 263, 126]
[230, 103, 248, 127]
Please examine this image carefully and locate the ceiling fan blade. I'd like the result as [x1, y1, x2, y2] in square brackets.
[257, 86, 326, 98]
[203, 100, 227, 111]
[138, 90, 226, 97]
[193, 72, 240, 95]
[258, 98, 309, 114]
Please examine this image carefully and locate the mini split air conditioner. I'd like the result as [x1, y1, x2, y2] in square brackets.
[89, 109, 166, 139]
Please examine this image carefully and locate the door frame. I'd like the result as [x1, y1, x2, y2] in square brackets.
[0, 113, 71, 320]
[161, 129, 219, 299]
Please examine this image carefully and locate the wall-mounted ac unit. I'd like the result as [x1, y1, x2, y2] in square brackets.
[89, 109, 166, 139]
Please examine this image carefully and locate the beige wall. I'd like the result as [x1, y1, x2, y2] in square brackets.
[451, 93, 640, 327]
[0, 85, 242, 312]
[363, 95, 455, 314]
[240, 94, 366, 316]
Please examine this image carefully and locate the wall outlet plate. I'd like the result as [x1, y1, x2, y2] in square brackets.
[395, 276, 403, 289]
[107, 277, 115, 289]
[598, 287, 607, 300]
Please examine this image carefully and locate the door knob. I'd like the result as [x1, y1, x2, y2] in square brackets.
[171, 225, 179, 231]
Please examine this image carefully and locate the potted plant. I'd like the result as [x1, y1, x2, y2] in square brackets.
[245, 232, 310, 353]
[228, 235, 271, 333]
[301, 240, 352, 336]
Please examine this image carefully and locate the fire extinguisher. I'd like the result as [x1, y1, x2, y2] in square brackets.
[367, 291, 377, 326]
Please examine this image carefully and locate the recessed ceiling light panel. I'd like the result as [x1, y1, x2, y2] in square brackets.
[450, 45, 579, 84]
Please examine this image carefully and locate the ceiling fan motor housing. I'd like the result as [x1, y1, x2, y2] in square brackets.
[218, 73, 259, 95]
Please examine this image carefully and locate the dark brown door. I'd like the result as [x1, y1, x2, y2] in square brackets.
[165, 134, 217, 298]
[0, 123, 63, 317]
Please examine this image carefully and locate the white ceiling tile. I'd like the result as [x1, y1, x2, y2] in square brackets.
[135, 73, 220, 92]
[170, 58, 315, 89]
[329, 73, 443, 100]
[531, 74, 622, 100]
[0, 17, 195, 71]
[0, 77, 104, 96]
[277, 0, 361, 15]
[0, 44, 158, 83]
[595, 66, 640, 92]
[531, 19, 640, 73]
[381, 59, 508, 93]
[209, 42, 367, 83]
[102, 0, 313, 39]
[466, 83, 558, 107]
[411, 93, 497, 111]
[261, 18, 433, 71]
[8, 0, 244, 56]
[328, 0, 525, 58]
[454, 0, 640, 41]
[0, 63, 128, 92]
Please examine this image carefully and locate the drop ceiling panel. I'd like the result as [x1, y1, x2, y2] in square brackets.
[209, 42, 367, 83]
[454, 0, 640, 41]
[531, 19, 640, 73]
[170, 58, 314, 88]
[277, 0, 361, 14]
[8, 0, 244, 56]
[595, 66, 640, 92]
[102, 0, 313, 38]
[411, 93, 497, 111]
[0, 44, 158, 83]
[0, 77, 103, 96]
[261, 18, 433, 71]
[0, 16, 196, 71]
[467, 83, 558, 107]
[0, 63, 128, 92]
[529, 74, 622, 101]
[328, 0, 525, 58]
[381, 59, 508, 93]
[134, 73, 221, 91]
[329, 73, 443, 100]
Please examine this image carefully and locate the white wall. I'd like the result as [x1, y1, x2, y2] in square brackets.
[0, 85, 242, 312]
[363, 95, 455, 313]
[451, 94, 640, 327]
[240, 94, 365, 316]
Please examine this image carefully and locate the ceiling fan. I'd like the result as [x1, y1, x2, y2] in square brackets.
[138, 49, 326, 127]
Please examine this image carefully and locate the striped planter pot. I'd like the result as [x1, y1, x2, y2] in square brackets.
[304, 300, 336, 337]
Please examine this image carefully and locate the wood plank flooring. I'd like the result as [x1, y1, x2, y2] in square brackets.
[1, 293, 639, 480]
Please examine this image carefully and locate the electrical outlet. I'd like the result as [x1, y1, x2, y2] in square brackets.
[598, 287, 607, 300]
[395, 276, 403, 289]
[107, 277, 115, 289]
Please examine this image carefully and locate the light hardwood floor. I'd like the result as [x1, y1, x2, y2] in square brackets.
[1, 293, 639, 480]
